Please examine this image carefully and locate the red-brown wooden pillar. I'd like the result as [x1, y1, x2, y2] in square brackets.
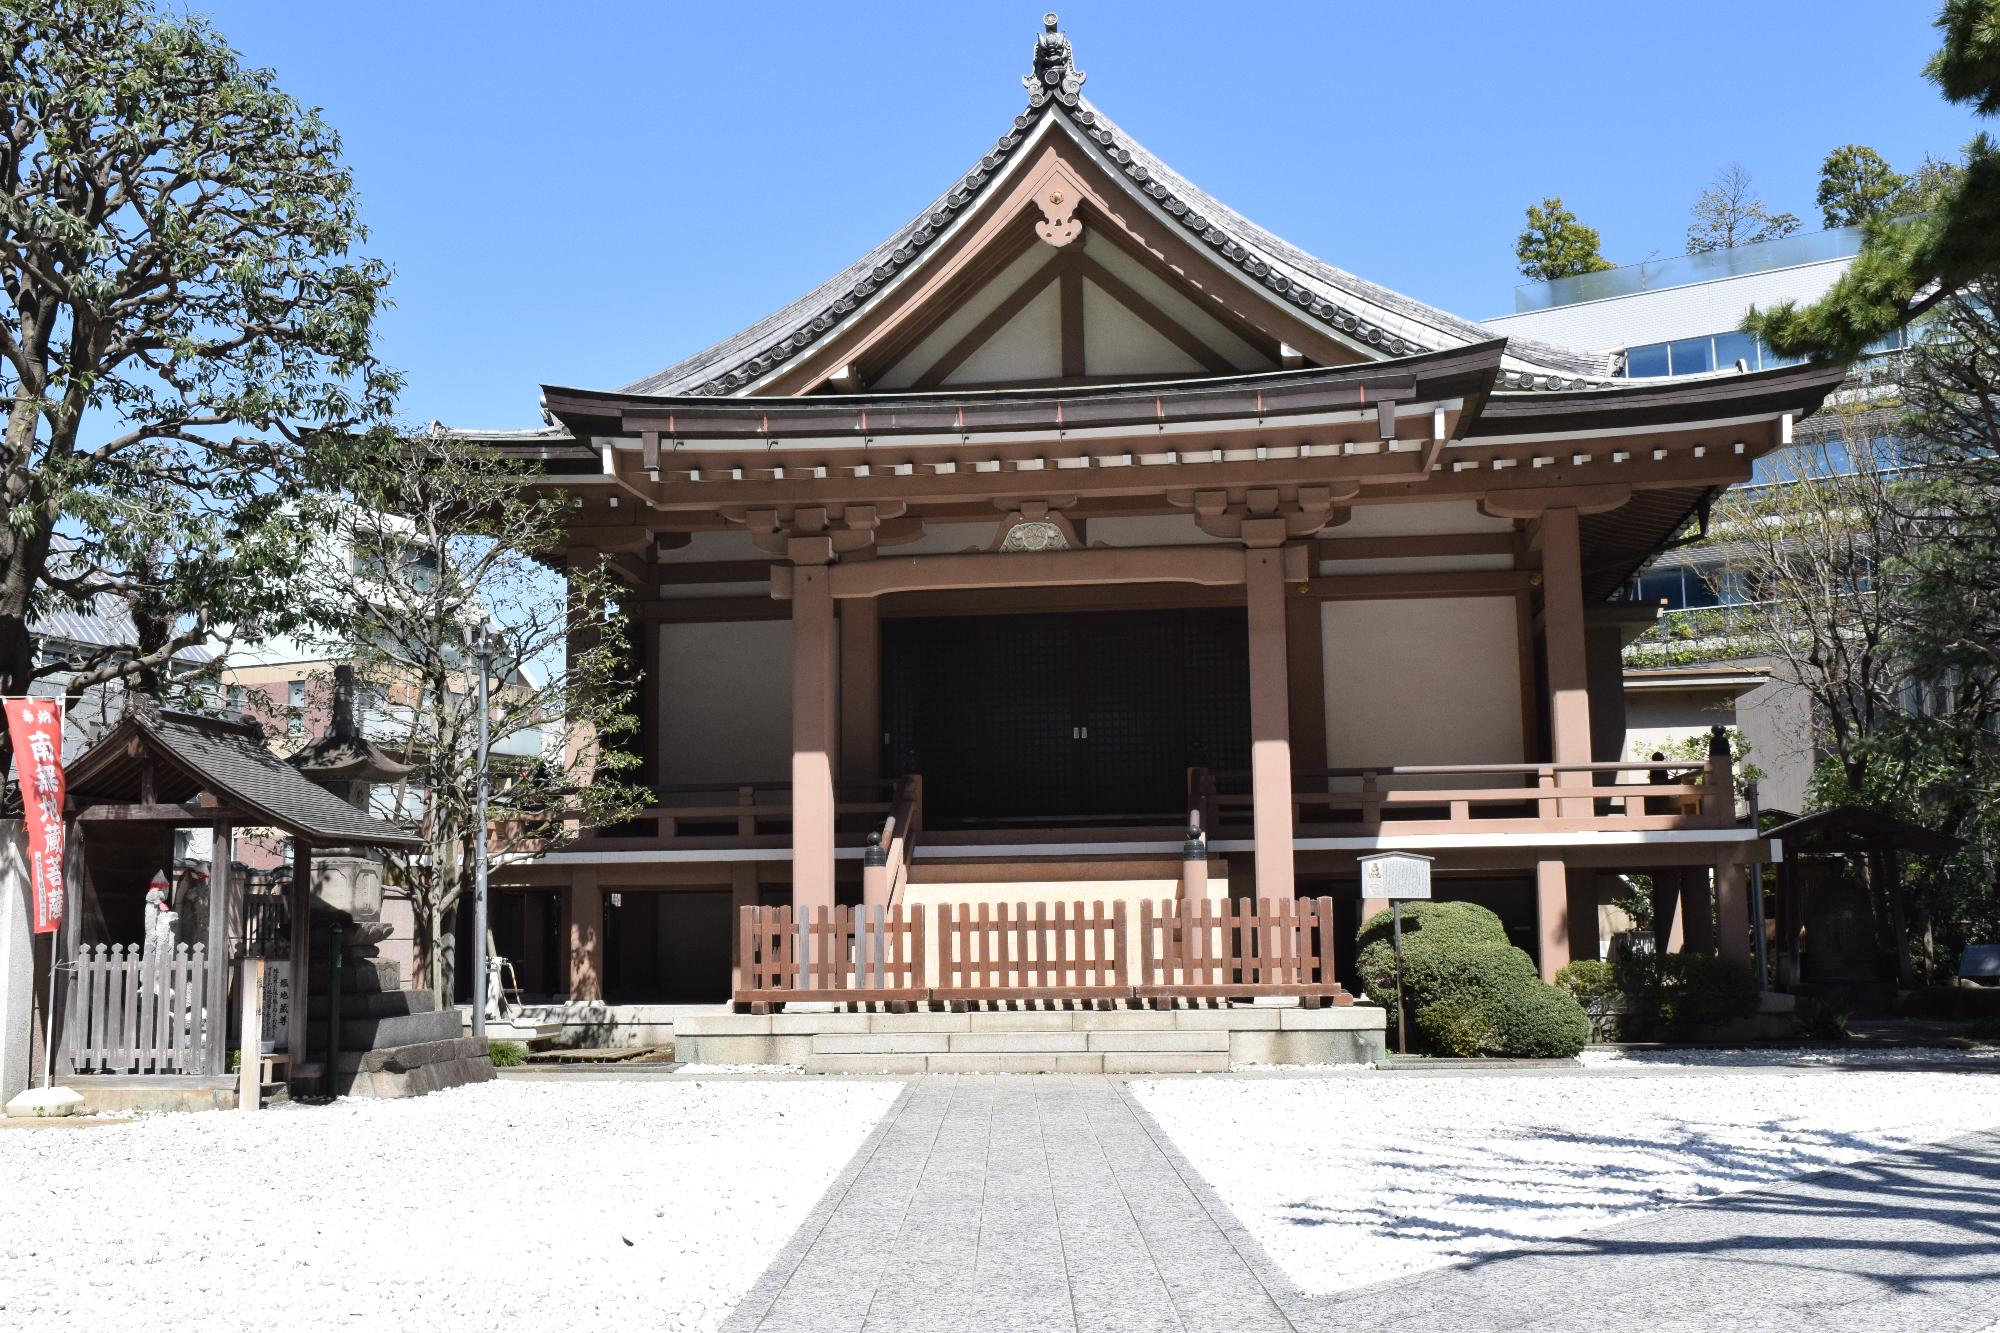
[790, 541, 838, 913]
[1539, 506, 1592, 813]
[1534, 859, 1569, 982]
[1244, 533, 1295, 900]
[1715, 854, 1752, 964]
[839, 597, 881, 787]
[567, 872, 603, 1001]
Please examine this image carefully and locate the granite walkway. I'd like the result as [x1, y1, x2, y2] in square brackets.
[723, 1075, 2000, 1333]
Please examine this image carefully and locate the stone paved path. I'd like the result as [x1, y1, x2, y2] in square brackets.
[724, 1075, 2000, 1333]
[723, 1075, 1295, 1333]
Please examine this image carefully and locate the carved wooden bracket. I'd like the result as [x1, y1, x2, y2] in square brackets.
[1167, 483, 1356, 543]
[1028, 164, 1085, 248]
[988, 499, 1082, 553]
[727, 501, 912, 558]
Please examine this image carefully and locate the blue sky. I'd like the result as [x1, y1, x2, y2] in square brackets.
[187, 2, 1979, 430]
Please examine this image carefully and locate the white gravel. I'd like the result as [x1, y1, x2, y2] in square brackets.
[0, 1077, 900, 1332]
[1131, 1068, 2000, 1295]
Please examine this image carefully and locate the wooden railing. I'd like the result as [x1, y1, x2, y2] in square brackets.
[933, 900, 1127, 1004]
[1198, 757, 1734, 839]
[1138, 897, 1346, 1007]
[735, 899, 1352, 1011]
[863, 775, 923, 908]
[64, 943, 215, 1075]
[737, 903, 927, 1010]
[572, 780, 896, 852]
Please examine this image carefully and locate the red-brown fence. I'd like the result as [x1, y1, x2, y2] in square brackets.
[737, 904, 927, 1011]
[932, 900, 1127, 1006]
[735, 898, 1353, 1010]
[1137, 896, 1349, 1008]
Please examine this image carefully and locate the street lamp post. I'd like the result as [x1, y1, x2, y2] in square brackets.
[468, 625, 498, 1040]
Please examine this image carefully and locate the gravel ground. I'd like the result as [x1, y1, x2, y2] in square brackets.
[0, 1078, 900, 1332]
[1131, 1068, 2000, 1295]
[1581, 1045, 2000, 1067]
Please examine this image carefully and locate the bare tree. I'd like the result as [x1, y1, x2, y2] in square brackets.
[299, 432, 649, 1000]
[1687, 164, 1803, 254]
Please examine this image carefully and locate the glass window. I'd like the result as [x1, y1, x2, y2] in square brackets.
[1863, 327, 1904, 356]
[1626, 342, 1670, 378]
[1668, 336, 1714, 375]
[1712, 331, 1755, 372]
[1636, 568, 1683, 608]
[1684, 567, 1724, 609]
[1756, 337, 1802, 370]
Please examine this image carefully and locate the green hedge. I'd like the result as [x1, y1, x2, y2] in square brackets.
[1358, 900, 1589, 1059]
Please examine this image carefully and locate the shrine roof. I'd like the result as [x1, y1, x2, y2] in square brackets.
[613, 17, 1619, 403]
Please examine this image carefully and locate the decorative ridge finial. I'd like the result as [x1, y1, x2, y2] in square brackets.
[1024, 12, 1085, 108]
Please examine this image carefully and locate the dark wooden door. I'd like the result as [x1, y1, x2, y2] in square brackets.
[882, 608, 1248, 824]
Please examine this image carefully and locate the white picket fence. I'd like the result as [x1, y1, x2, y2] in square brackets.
[64, 942, 214, 1075]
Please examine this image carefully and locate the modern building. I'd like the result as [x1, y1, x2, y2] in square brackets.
[1487, 226, 1894, 814]
[473, 18, 1842, 1023]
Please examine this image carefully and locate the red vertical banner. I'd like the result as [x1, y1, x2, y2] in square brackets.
[5, 697, 66, 933]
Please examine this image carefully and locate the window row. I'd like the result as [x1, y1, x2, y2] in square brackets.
[1623, 326, 1909, 378]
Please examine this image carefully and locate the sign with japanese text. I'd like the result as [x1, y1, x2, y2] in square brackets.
[261, 961, 292, 1054]
[5, 697, 66, 933]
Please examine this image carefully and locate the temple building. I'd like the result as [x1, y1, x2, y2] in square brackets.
[478, 17, 1842, 1021]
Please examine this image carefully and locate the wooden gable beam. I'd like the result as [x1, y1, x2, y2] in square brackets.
[910, 255, 1066, 390]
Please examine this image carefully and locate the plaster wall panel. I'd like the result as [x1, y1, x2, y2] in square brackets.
[658, 619, 798, 785]
[1321, 597, 1522, 768]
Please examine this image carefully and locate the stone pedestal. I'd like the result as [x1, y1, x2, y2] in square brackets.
[307, 851, 492, 1099]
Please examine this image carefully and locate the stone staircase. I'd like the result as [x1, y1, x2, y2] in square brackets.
[678, 1006, 1385, 1073]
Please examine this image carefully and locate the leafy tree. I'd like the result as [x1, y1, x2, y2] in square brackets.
[294, 432, 650, 1001]
[1514, 197, 1615, 282]
[1748, 1, 2000, 361]
[1818, 144, 1907, 227]
[1889, 152, 1969, 215]
[0, 0, 396, 774]
[1686, 163, 1802, 253]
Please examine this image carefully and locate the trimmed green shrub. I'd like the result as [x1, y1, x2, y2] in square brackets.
[1657, 954, 1760, 1030]
[1554, 959, 1616, 1006]
[487, 1040, 528, 1067]
[1481, 982, 1592, 1057]
[1357, 900, 1589, 1058]
[1416, 1000, 1494, 1057]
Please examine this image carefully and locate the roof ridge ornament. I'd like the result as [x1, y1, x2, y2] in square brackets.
[1024, 13, 1085, 108]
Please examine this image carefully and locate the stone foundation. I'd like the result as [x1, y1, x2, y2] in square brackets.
[676, 1005, 1388, 1073]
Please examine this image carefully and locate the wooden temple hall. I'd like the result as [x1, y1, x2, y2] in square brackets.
[482, 17, 1842, 1007]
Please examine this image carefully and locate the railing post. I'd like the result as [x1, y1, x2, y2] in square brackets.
[862, 830, 889, 908]
[1180, 824, 1207, 901]
[1703, 725, 1735, 827]
[737, 786, 757, 839]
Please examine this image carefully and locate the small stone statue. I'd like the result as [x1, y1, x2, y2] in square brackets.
[142, 869, 178, 956]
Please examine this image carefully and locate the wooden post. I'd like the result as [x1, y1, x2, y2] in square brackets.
[790, 550, 839, 913]
[288, 843, 313, 1080]
[1244, 541, 1295, 899]
[839, 597, 882, 787]
[1534, 859, 1568, 982]
[1653, 868, 1686, 954]
[567, 872, 603, 1001]
[1681, 869, 1716, 953]
[729, 863, 758, 997]
[1538, 507, 1592, 816]
[205, 820, 233, 1076]
[1715, 854, 1752, 964]
[237, 957, 263, 1112]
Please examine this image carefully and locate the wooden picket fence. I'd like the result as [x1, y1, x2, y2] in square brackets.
[736, 898, 1352, 1010]
[1137, 896, 1349, 1007]
[933, 900, 1128, 1006]
[737, 903, 927, 1010]
[65, 942, 214, 1074]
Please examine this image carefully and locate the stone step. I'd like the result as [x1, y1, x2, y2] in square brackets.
[810, 1029, 1228, 1057]
[341, 1007, 461, 1050]
[799, 1051, 1230, 1074]
[330, 1036, 495, 1099]
[309, 989, 435, 1020]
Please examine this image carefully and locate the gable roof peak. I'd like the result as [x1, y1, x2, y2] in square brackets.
[1026, 13, 1086, 108]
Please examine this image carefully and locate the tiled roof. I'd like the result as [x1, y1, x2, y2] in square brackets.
[618, 20, 1616, 402]
[66, 707, 420, 848]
